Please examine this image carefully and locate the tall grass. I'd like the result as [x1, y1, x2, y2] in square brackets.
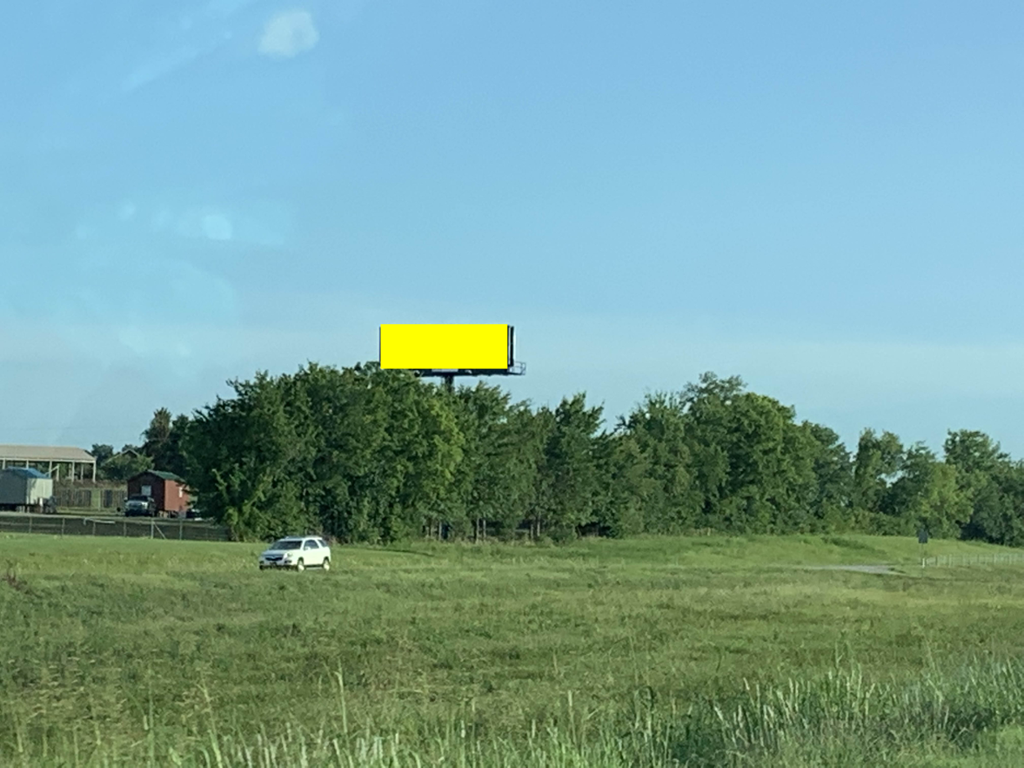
[676, 654, 1024, 766]
[6, 533, 1024, 766]
[5, 655, 1024, 766]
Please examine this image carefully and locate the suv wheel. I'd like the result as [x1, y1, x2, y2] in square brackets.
[295, 559, 305, 572]
[322, 558, 330, 572]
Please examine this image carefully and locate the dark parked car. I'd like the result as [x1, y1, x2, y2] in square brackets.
[123, 495, 157, 517]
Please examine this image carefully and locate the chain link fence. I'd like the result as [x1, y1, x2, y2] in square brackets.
[922, 552, 1024, 568]
[0, 513, 231, 541]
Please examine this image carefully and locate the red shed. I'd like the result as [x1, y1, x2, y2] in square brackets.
[127, 471, 190, 516]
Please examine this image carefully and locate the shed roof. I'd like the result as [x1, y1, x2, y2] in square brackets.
[0, 445, 95, 463]
[1, 467, 49, 479]
[130, 470, 184, 483]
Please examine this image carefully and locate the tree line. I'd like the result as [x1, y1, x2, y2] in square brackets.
[99, 363, 1024, 546]
[89, 408, 189, 482]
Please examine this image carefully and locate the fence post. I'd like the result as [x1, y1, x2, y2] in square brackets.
[92, 520, 96, 536]
[179, 518, 183, 541]
[150, 519, 154, 539]
[123, 520, 127, 537]
[61, 517, 65, 537]
[28, 516, 32, 534]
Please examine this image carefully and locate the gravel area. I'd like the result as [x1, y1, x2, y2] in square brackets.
[799, 564, 896, 575]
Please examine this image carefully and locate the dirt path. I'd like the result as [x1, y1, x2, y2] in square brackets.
[799, 564, 896, 575]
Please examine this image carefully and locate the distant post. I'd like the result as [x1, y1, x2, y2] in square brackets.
[917, 527, 929, 566]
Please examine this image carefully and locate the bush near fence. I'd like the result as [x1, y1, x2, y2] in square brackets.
[0, 513, 230, 541]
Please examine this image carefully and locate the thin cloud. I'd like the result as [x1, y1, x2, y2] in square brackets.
[120, 0, 262, 93]
[258, 10, 319, 59]
[175, 208, 235, 242]
[122, 44, 204, 93]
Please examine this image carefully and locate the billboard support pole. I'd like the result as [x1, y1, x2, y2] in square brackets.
[443, 374, 454, 393]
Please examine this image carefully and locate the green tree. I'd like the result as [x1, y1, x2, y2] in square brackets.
[852, 429, 904, 516]
[448, 383, 543, 540]
[99, 446, 152, 482]
[89, 444, 115, 473]
[677, 374, 742, 529]
[619, 392, 700, 533]
[916, 462, 971, 539]
[184, 372, 315, 540]
[140, 408, 191, 477]
[375, 370, 463, 542]
[289, 363, 386, 543]
[945, 430, 1009, 475]
[163, 415, 191, 477]
[802, 423, 853, 531]
[591, 431, 652, 537]
[540, 394, 604, 540]
[679, 374, 818, 534]
[142, 408, 172, 460]
[184, 363, 467, 544]
[945, 430, 1024, 545]
[880, 444, 967, 537]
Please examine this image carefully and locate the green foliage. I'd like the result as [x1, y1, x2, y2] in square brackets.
[448, 384, 538, 539]
[128, 361, 1022, 547]
[141, 406, 172, 458]
[97, 446, 152, 482]
[618, 392, 700, 533]
[184, 365, 464, 543]
[136, 408, 192, 477]
[618, 374, 825, 536]
[945, 430, 1024, 546]
[803, 423, 853, 530]
[89, 443, 114, 468]
[590, 431, 652, 537]
[184, 371, 316, 540]
[541, 394, 604, 539]
[853, 429, 904, 514]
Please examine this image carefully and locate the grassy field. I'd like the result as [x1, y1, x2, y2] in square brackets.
[2, 532, 1024, 767]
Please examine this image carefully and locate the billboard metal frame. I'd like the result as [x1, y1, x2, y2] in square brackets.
[379, 324, 525, 390]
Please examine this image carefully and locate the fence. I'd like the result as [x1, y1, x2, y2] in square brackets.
[922, 552, 1024, 568]
[0, 513, 230, 542]
[53, 486, 128, 511]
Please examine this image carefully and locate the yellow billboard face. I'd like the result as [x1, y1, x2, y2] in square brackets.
[380, 324, 510, 371]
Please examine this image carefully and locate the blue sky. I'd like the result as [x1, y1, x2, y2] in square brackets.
[1, 0, 1022, 455]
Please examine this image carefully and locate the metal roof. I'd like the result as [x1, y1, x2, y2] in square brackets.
[0, 445, 96, 463]
[130, 470, 183, 483]
[1, 467, 49, 478]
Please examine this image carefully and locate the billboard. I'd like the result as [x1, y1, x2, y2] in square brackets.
[379, 324, 513, 373]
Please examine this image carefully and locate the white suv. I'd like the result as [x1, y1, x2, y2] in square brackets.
[258, 536, 331, 572]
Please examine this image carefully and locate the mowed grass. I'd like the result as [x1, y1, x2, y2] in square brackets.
[2, 533, 1024, 766]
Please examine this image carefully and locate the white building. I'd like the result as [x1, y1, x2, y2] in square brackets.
[0, 445, 97, 481]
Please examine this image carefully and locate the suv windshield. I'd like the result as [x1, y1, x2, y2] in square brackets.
[270, 540, 302, 550]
